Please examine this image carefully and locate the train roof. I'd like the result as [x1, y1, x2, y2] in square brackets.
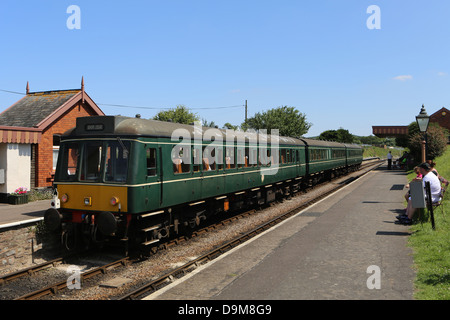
[63, 116, 361, 149]
[301, 139, 362, 149]
[64, 116, 306, 146]
[300, 138, 346, 148]
[342, 143, 363, 149]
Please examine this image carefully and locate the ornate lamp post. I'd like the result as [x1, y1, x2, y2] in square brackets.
[415, 104, 430, 163]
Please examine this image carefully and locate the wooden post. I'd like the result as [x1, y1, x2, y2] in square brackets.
[81, 76, 85, 103]
[421, 140, 426, 163]
[245, 100, 247, 122]
[425, 181, 435, 230]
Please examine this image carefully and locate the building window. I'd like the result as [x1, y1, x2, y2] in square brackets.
[53, 146, 59, 171]
[53, 134, 61, 171]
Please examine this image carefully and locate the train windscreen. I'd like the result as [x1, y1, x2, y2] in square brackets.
[56, 140, 130, 183]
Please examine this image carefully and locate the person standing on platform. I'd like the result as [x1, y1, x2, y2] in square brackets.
[387, 151, 393, 170]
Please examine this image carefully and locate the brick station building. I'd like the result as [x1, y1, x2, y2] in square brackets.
[0, 79, 104, 196]
[372, 107, 450, 140]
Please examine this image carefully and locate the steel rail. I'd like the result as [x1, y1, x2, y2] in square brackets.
[0, 258, 65, 286]
[14, 257, 130, 300]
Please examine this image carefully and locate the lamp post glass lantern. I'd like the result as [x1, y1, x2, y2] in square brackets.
[416, 104, 430, 133]
[416, 104, 430, 162]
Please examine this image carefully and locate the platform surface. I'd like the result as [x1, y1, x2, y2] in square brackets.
[0, 199, 49, 229]
[146, 166, 415, 300]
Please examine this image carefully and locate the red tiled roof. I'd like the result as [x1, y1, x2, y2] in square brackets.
[0, 90, 81, 128]
[0, 125, 41, 144]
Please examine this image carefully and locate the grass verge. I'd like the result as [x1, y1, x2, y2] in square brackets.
[407, 147, 450, 299]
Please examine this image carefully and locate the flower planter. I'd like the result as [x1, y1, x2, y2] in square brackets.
[8, 194, 29, 205]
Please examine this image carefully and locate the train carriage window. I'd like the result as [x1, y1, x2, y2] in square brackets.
[280, 149, 287, 164]
[225, 146, 235, 169]
[58, 142, 79, 181]
[181, 160, 190, 173]
[311, 148, 327, 161]
[210, 147, 218, 170]
[173, 145, 191, 174]
[193, 146, 201, 172]
[244, 147, 250, 167]
[217, 147, 224, 170]
[258, 147, 267, 166]
[332, 149, 345, 158]
[105, 140, 130, 183]
[237, 147, 245, 168]
[146, 148, 157, 176]
[203, 146, 216, 171]
[80, 142, 103, 181]
[251, 148, 257, 167]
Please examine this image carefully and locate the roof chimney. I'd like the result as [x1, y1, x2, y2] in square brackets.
[81, 76, 85, 103]
[26, 81, 30, 94]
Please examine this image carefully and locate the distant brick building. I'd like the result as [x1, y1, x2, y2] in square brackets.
[0, 79, 104, 195]
[429, 107, 450, 132]
[372, 107, 450, 140]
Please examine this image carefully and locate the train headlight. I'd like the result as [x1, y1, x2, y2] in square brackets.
[84, 197, 92, 206]
[110, 197, 120, 206]
[61, 194, 69, 203]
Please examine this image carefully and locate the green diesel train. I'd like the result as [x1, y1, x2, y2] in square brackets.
[44, 115, 363, 251]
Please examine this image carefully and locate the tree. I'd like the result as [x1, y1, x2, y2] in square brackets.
[242, 106, 312, 137]
[202, 119, 217, 128]
[396, 122, 419, 148]
[408, 123, 448, 161]
[223, 122, 238, 130]
[319, 128, 354, 143]
[359, 135, 383, 145]
[319, 130, 339, 141]
[153, 105, 200, 124]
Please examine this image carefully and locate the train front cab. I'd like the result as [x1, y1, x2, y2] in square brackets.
[45, 137, 135, 250]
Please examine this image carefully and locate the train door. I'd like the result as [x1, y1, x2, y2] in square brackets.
[191, 144, 203, 200]
[201, 144, 224, 199]
[145, 146, 161, 209]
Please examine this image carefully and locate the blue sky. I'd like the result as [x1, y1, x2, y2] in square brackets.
[1, 1, 450, 137]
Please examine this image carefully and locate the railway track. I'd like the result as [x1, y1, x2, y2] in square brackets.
[13, 257, 130, 300]
[0, 258, 64, 286]
[5, 159, 383, 300]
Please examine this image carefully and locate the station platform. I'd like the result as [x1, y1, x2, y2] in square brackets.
[0, 199, 49, 229]
[145, 165, 415, 300]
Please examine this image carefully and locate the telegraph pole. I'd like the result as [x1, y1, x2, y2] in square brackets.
[245, 100, 247, 122]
